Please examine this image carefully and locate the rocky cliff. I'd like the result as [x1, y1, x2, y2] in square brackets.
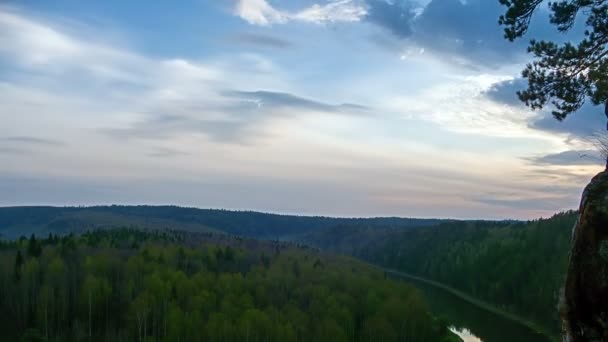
[562, 170, 608, 341]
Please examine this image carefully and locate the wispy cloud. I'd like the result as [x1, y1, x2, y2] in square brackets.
[0, 9, 147, 83]
[0, 146, 26, 155]
[229, 32, 292, 49]
[222, 90, 370, 113]
[234, 0, 367, 26]
[101, 89, 369, 144]
[102, 114, 249, 144]
[291, 0, 368, 23]
[0, 136, 64, 156]
[147, 147, 190, 158]
[528, 150, 602, 166]
[472, 195, 575, 211]
[235, 0, 286, 26]
[2, 136, 64, 146]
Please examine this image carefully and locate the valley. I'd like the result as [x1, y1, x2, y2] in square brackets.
[0, 206, 574, 341]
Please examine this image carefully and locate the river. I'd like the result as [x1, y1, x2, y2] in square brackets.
[387, 271, 554, 342]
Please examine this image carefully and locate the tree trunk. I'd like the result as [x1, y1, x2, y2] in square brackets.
[605, 100, 608, 169]
[45, 299, 48, 340]
[137, 313, 143, 342]
[88, 289, 92, 340]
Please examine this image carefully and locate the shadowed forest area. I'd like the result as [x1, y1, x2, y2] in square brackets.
[302, 211, 577, 336]
[0, 206, 442, 239]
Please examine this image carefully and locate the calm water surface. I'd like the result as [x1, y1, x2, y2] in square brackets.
[393, 275, 553, 342]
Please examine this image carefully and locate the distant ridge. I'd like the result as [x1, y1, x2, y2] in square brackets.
[0, 205, 447, 239]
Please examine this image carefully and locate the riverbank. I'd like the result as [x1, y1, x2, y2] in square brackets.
[379, 267, 558, 341]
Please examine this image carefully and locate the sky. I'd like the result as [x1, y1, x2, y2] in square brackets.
[0, 0, 605, 219]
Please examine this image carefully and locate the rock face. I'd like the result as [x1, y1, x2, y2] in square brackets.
[562, 170, 608, 341]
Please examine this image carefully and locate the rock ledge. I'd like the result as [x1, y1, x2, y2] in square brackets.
[562, 170, 608, 341]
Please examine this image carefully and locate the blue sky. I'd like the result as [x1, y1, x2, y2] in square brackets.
[0, 0, 604, 219]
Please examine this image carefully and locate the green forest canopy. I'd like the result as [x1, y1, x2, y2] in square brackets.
[302, 211, 577, 336]
[0, 229, 458, 342]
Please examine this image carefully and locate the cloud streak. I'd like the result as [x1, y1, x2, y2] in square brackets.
[234, 0, 367, 26]
[102, 90, 369, 143]
[222, 90, 369, 113]
[102, 115, 249, 143]
[147, 147, 190, 158]
[230, 32, 292, 49]
[528, 150, 602, 166]
[0, 136, 65, 156]
[2, 136, 64, 146]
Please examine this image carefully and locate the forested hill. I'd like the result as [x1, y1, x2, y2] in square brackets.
[301, 211, 577, 336]
[0, 206, 444, 239]
[0, 228, 459, 341]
